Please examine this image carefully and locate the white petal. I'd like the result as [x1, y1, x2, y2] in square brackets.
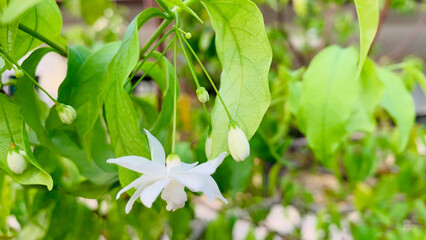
[188, 152, 227, 175]
[144, 129, 166, 165]
[140, 178, 171, 208]
[161, 180, 187, 211]
[107, 156, 164, 174]
[125, 185, 145, 214]
[116, 175, 157, 200]
[174, 174, 227, 204]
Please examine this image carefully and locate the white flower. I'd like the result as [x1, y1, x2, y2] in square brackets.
[107, 129, 228, 213]
[228, 122, 250, 162]
[57, 103, 77, 124]
[7, 144, 27, 175]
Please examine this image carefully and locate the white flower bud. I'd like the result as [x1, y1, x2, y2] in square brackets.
[196, 87, 209, 103]
[166, 154, 181, 171]
[227, 122, 250, 162]
[205, 134, 212, 159]
[15, 69, 24, 79]
[7, 144, 27, 175]
[185, 32, 192, 39]
[57, 103, 77, 124]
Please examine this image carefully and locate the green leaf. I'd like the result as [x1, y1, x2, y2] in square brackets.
[298, 46, 358, 164]
[14, 48, 55, 148]
[354, 0, 379, 80]
[0, 0, 43, 24]
[104, 8, 165, 188]
[346, 58, 384, 133]
[140, 52, 177, 135]
[164, 0, 203, 23]
[68, 42, 120, 158]
[202, 0, 272, 159]
[378, 68, 415, 153]
[0, 94, 53, 190]
[0, 0, 19, 70]
[13, 0, 62, 60]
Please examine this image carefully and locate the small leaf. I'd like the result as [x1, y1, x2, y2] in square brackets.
[298, 46, 358, 164]
[0, 94, 53, 190]
[378, 68, 415, 153]
[354, 0, 379, 80]
[202, 0, 272, 159]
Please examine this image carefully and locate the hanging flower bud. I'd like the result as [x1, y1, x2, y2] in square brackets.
[185, 32, 192, 39]
[196, 87, 209, 103]
[166, 153, 181, 172]
[205, 134, 212, 159]
[7, 143, 27, 175]
[57, 103, 77, 124]
[227, 122, 250, 162]
[15, 69, 24, 79]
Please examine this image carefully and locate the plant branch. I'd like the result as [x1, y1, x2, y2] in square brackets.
[18, 23, 67, 57]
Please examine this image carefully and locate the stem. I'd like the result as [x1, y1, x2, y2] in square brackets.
[18, 24, 67, 57]
[0, 48, 58, 104]
[130, 39, 174, 93]
[140, 19, 173, 57]
[180, 37, 233, 121]
[384, 63, 406, 70]
[126, 28, 174, 88]
[0, 97, 15, 143]
[156, 0, 174, 17]
[176, 30, 200, 88]
[171, 36, 178, 153]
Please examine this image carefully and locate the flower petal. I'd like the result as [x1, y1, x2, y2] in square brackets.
[125, 185, 145, 214]
[140, 178, 171, 208]
[144, 129, 166, 165]
[174, 174, 227, 204]
[107, 156, 164, 174]
[116, 175, 158, 200]
[161, 180, 187, 211]
[188, 152, 227, 175]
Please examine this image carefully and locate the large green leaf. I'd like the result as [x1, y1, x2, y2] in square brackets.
[68, 42, 120, 158]
[298, 46, 358, 164]
[354, 0, 379, 80]
[346, 58, 384, 134]
[202, 0, 272, 159]
[378, 68, 415, 153]
[13, 0, 62, 60]
[104, 8, 165, 188]
[14, 48, 54, 148]
[0, 94, 53, 190]
[0, 0, 43, 24]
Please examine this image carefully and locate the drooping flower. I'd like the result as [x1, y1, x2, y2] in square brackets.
[227, 121, 250, 162]
[57, 103, 77, 124]
[107, 129, 228, 213]
[7, 143, 27, 175]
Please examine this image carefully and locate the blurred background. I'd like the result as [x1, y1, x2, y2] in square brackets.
[1, 0, 426, 239]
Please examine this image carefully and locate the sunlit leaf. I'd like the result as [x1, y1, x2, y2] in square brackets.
[202, 0, 272, 159]
[0, 0, 43, 24]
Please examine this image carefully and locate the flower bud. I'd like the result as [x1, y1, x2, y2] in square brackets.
[57, 103, 77, 124]
[15, 69, 24, 79]
[7, 143, 27, 175]
[227, 122, 250, 162]
[185, 32, 192, 39]
[166, 153, 181, 171]
[205, 135, 212, 159]
[196, 87, 209, 103]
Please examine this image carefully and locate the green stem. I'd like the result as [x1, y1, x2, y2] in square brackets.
[130, 39, 174, 93]
[18, 24, 67, 57]
[126, 28, 174, 88]
[172, 36, 178, 153]
[0, 48, 58, 104]
[385, 62, 406, 70]
[176, 30, 200, 88]
[181, 37, 233, 121]
[140, 19, 173, 57]
[0, 97, 15, 143]
[156, 0, 174, 17]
